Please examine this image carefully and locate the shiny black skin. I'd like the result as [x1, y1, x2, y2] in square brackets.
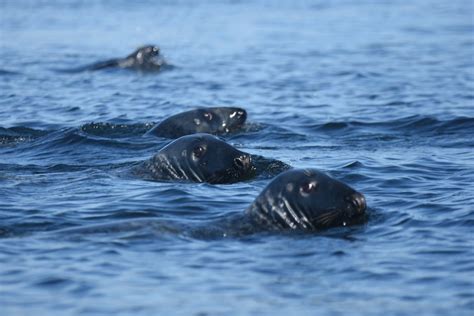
[247, 169, 367, 230]
[140, 133, 254, 184]
[146, 107, 247, 138]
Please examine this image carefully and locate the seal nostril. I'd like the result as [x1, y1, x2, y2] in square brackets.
[234, 157, 244, 170]
[350, 192, 367, 213]
[234, 155, 251, 170]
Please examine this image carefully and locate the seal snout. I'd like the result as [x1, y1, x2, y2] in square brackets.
[229, 109, 247, 124]
[233, 154, 252, 171]
[347, 192, 367, 214]
[237, 110, 247, 123]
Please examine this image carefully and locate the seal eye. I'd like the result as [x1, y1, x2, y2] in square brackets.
[300, 181, 318, 196]
[204, 112, 213, 121]
[193, 145, 206, 158]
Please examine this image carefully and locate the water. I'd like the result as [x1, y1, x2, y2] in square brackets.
[1, 0, 473, 315]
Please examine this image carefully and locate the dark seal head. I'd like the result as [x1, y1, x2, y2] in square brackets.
[62, 44, 167, 73]
[247, 169, 367, 230]
[140, 133, 255, 184]
[119, 45, 164, 69]
[147, 107, 247, 138]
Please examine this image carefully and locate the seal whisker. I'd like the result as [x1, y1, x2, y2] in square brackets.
[206, 173, 224, 184]
[160, 155, 180, 179]
[190, 163, 203, 182]
[282, 196, 309, 229]
[172, 157, 189, 180]
[223, 167, 243, 182]
[313, 209, 342, 226]
[292, 202, 317, 230]
[312, 212, 334, 225]
[271, 200, 297, 229]
[149, 155, 177, 179]
[259, 198, 286, 229]
[250, 203, 275, 227]
[194, 162, 206, 182]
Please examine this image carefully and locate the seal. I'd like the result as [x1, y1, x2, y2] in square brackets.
[55, 168, 366, 237]
[246, 168, 367, 230]
[69, 45, 166, 72]
[137, 133, 255, 184]
[146, 107, 247, 138]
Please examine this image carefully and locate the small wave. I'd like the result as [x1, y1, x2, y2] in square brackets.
[316, 122, 350, 131]
[230, 123, 308, 144]
[0, 127, 160, 169]
[306, 115, 474, 136]
[80, 122, 155, 138]
[0, 126, 50, 145]
[0, 69, 20, 76]
[34, 127, 158, 150]
[395, 115, 474, 135]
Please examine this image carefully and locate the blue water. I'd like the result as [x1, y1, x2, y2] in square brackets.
[1, 0, 473, 315]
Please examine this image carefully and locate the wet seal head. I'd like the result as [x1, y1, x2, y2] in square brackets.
[119, 45, 164, 69]
[147, 107, 247, 138]
[62, 44, 167, 72]
[247, 169, 367, 230]
[140, 133, 255, 184]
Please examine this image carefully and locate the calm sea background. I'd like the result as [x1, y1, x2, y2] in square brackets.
[1, 0, 473, 315]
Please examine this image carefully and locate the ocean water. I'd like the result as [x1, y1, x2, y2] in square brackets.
[1, 0, 473, 315]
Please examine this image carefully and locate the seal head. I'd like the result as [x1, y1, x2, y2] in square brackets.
[247, 169, 367, 230]
[141, 133, 254, 184]
[119, 45, 163, 69]
[62, 44, 167, 72]
[147, 107, 247, 138]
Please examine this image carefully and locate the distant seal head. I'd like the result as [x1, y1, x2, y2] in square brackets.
[117, 45, 162, 69]
[67, 44, 167, 72]
[247, 169, 367, 230]
[146, 107, 247, 138]
[139, 133, 255, 184]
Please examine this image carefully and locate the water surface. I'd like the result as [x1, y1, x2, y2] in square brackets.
[1, 1, 473, 315]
